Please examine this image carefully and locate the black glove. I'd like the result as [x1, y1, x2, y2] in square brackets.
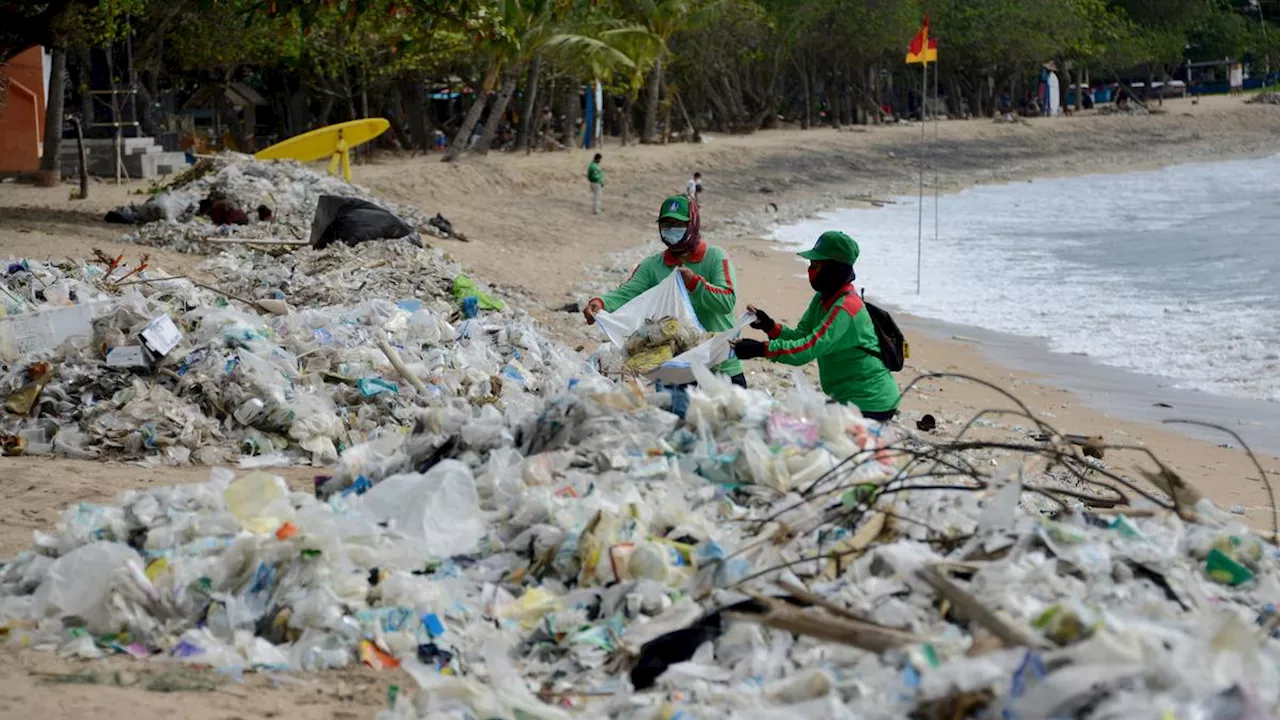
[749, 309, 777, 335]
[733, 339, 767, 360]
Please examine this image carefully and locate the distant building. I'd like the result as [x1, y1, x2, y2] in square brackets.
[0, 46, 51, 175]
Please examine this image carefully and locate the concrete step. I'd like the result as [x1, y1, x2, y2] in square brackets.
[135, 151, 189, 178]
[82, 137, 166, 156]
[57, 144, 189, 179]
[82, 137, 161, 155]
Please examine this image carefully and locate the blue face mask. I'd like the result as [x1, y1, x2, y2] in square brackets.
[660, 226, 687, 246]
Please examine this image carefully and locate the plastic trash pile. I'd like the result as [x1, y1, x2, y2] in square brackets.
[116, 154, 438, 253]
[3, 357, 1279, 718]
[0, 240, 580, 465]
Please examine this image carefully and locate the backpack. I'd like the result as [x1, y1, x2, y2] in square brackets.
[859, 295, 907, 372]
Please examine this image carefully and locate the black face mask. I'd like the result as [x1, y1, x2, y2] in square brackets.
[809, 262, 854, 296]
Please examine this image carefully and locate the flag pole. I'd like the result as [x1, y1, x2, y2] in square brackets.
[916, 60, 927, 296]
[933, 54, 940, 254]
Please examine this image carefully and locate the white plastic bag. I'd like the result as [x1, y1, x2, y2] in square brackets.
[358, 460, 486, 559]
[647, 311, 755, 386]
[593, 271, 754, 385]
[32, 542, 142, 634]
[594, 270, 703, 348]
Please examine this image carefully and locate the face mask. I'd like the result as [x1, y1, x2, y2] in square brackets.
[660, 227, 687, 246]
[807, 266, 821, 290]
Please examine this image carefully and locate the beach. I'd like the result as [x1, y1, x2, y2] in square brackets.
[1, 93, 1280, 717]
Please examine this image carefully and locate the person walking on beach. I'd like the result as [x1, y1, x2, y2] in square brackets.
[685, 172, 702, 200]
[587, 153, 605, 215]
[732, 231, 900, 420]
[583, 195, 746, 387]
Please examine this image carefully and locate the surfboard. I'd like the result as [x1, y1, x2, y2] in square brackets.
[254, 118, 390, 163]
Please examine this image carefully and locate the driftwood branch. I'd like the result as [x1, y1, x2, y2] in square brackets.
[375, 333, 428, 394]
[728, 592, 921, 653]
[917, 564, 1050, 650]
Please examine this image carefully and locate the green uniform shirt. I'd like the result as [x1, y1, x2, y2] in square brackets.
[587, 161, 604, 184]
[594, 242, 742, 378]
[765, 285, 900, 413]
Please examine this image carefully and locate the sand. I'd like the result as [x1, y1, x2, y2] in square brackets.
[1, 93, 1279, 717]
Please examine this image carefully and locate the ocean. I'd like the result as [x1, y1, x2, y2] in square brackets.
[771, 155, 1280, 407]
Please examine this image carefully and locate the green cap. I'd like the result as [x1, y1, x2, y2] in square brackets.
[658, 195, 691, 222]
[798, 230, 859, 264]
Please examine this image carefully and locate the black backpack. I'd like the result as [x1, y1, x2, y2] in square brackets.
[859, 293, 907, 372]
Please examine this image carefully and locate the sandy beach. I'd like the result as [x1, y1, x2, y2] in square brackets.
[2, 93, 1279, 717]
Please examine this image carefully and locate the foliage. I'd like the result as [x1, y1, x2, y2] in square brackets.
[19, 0, 1280, 153]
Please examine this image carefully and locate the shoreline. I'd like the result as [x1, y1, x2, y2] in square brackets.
[758, 156, 1280, 457]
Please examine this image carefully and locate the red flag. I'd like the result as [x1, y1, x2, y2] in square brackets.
[906, 15, 938, 65]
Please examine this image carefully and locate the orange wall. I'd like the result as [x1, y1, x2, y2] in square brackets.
[0, 47, 48, 174]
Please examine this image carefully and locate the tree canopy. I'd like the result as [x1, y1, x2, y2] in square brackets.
[8, 0, 1278, 157]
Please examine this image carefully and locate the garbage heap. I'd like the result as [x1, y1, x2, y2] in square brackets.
[2, 360, 1277, 719]
[116, 154, 440, 253]
[1, 240, 579, 465]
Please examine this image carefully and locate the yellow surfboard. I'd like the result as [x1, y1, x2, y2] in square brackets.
[254, 118, 390, 181]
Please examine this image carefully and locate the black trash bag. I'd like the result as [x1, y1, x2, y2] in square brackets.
[629, 596, 811, 690]
[310, 195, 419, 249]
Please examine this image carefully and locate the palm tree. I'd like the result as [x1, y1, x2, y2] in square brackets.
[546, 23, 661, 145]
[444, 0, 637, 159]
[615, 0, 719, 143]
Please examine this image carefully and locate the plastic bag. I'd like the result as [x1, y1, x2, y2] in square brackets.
[594, 270, 703, 349]
[32, 542, 142, 634]
[648, 311, 755, 386]
[357, 460, 486, 559]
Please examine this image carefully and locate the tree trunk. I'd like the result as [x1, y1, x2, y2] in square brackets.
[1055, 61, 1070, 116]
[135, 83, 159, 137]
[286, 84, 309, 136]
[401, 75, 428, 153]
[843, 72, 854, 126]
[475, 72, 517, 155]
[662, 83, 673, 143]
[318, 94, 336, 126]
[70, 116, 88, 198]
[800, 64, 811, 129]
[384, 86, 412, 151]
[561, 75, 580, 147]
[38, 46, 67, 184]
[76, 48, 94, 136]
[966, 83, 980, 119]
[443, 66, 498, 162]
[825, 74, 840, 129]
[621, 94, 634, 146]
[947, 79, 963, 118]
[642, 55, 663, 143]
[868, 65, 881, 124]
[516, 55, 541, 151]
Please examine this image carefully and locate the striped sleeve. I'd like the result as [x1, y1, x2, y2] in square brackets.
[600, 259, 655, 312]
[771, 299, 820, 342]
[765, 296, 861, 366]
[690, 251, 737, 314]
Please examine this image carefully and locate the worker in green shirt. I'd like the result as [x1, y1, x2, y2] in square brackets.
[584, 195, 746, 387]
[733, 231, 900, 420]
[587, 153, 605, 215]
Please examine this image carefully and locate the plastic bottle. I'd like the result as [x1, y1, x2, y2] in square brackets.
[628, 542, 672, 584]
[223, 471, 293, 533]
[234, 398, 266, 425]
